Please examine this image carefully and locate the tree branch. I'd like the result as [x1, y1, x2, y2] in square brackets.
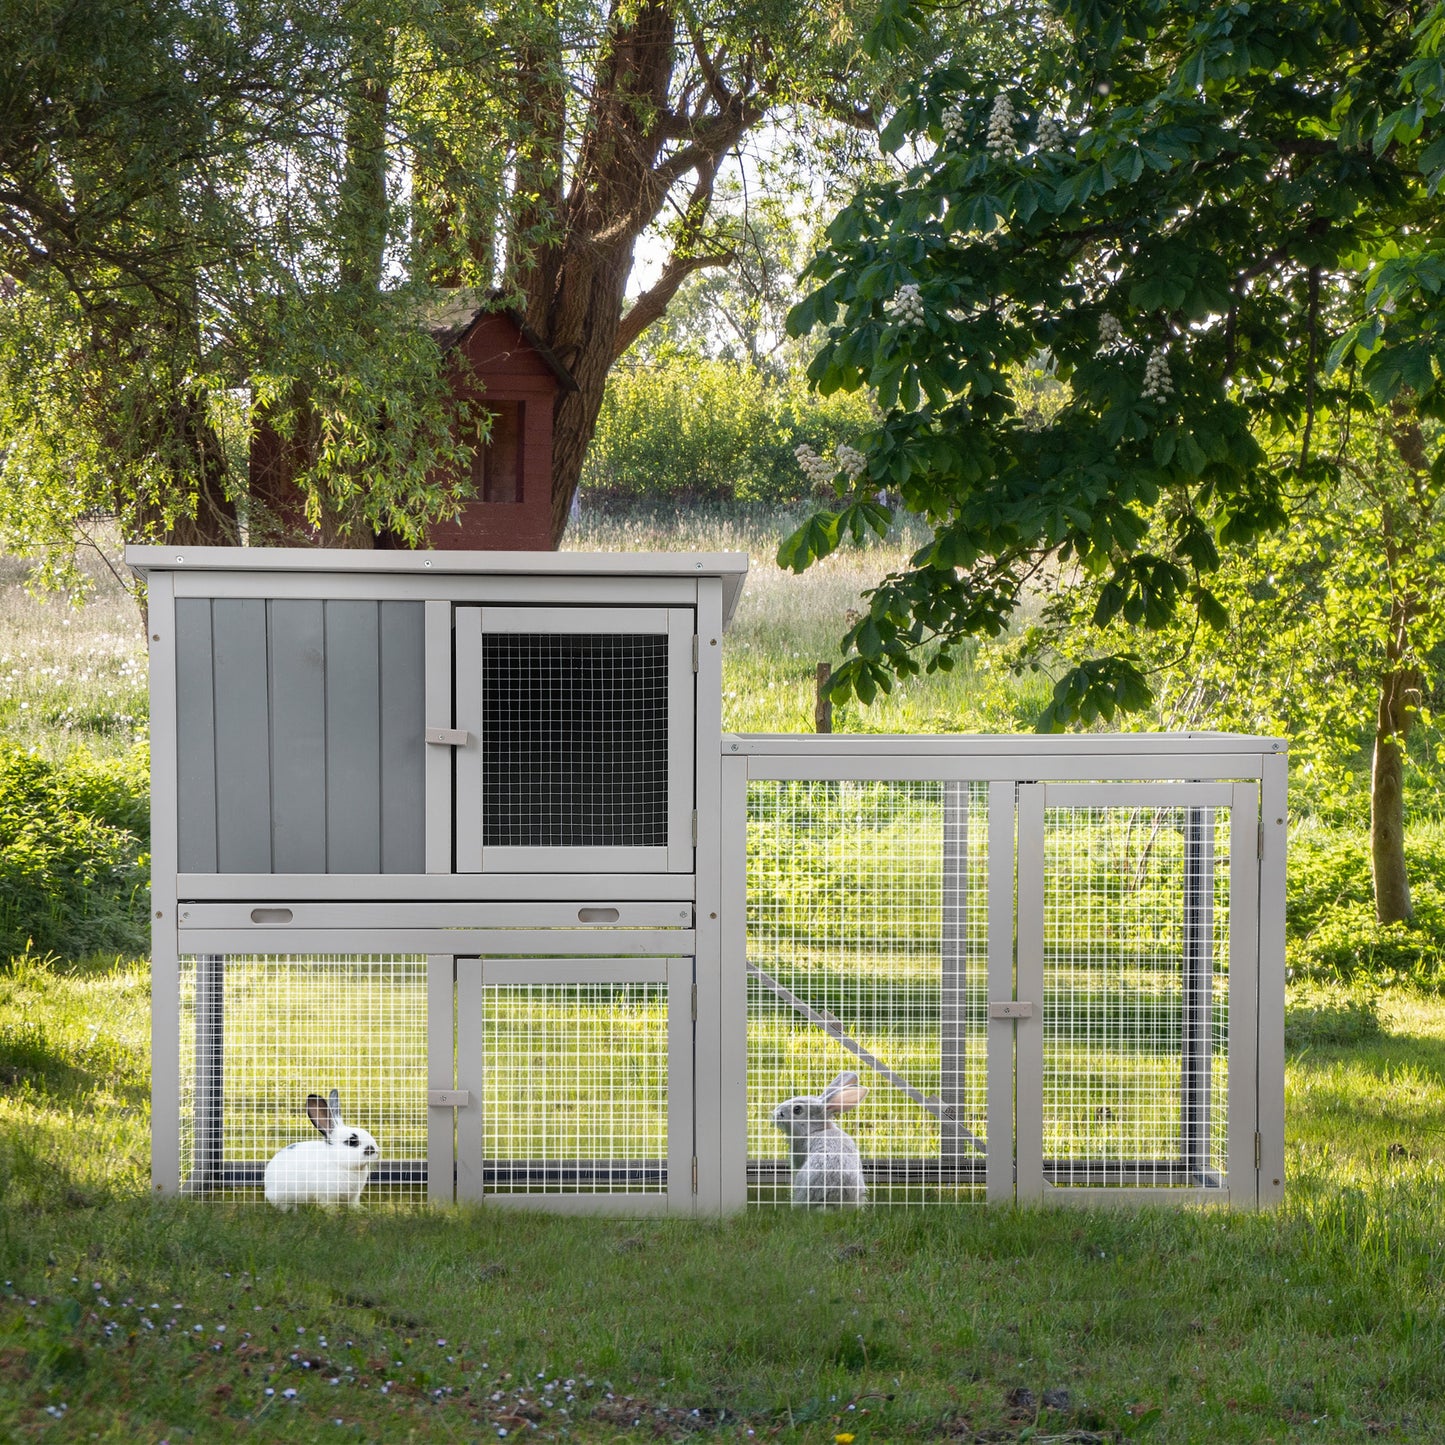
[612, 249, 733, 359]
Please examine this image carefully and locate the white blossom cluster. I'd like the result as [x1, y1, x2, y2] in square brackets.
[886, 283, 926, 325]
[986, 94, 1017, 158]
[941, 103, 967, 146]
[1141, 345, 1174, 401]
[794, 444, 836, 487]
[1035, 115, 1066, 152]
[1020, 405, 1045, 432]
[835, 444, 867, 482]
[1097, 312, 1124, 350]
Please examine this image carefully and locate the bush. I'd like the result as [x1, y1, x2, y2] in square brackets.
[1288, 828, 1445, 991]
[0, 742, 150, 961]
[581, 351, 874, 505]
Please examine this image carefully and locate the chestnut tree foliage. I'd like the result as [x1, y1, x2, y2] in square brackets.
[784, 0, 1445, 738]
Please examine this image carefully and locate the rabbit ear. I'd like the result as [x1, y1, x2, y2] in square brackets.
[328, 1088, 344, 1124]
[823, 1072, 867, 1113]
[306, 1093, 336, 1136]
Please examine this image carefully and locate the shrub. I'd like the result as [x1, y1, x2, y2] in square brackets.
[0, 742, 150, 961]
[1284, 980, 1384, 1050]
[581, 351, 874, 505]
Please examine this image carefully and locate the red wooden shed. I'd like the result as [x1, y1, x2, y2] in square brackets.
[248, 290, 576, 551]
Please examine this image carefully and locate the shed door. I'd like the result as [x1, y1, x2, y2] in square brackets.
[1011, 782, 1260, 1206]
[452, 607, 695, 873]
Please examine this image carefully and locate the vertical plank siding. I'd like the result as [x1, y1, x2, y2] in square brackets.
[174, 598, 425, 874]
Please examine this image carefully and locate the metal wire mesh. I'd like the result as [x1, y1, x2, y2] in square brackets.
[1041, 806, 1230, 1187]
[177, 954, 428, 1205]
[478, 980, 670, 1194]
[746, 780, 990, 1207]
[481, 632, 668, 848]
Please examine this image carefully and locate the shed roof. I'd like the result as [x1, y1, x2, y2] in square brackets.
[422, 288, 578, 393]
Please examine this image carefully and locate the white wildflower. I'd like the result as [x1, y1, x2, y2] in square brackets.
[1141, 344, 1174, 401]
[1097, 312, 1124, 350]
[885, 283, 926, 326]
[986, 94, 1017, 158]
[941, 103, 967, 147]
[1035, 115, 1066, 153]
[835, 444, 867, 483]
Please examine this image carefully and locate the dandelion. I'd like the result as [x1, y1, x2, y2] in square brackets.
[941, 102, 967, 147]
[885, 283, 926, 326]
[986, 94, 1017, 158]
[1141, 344, 1174, 401]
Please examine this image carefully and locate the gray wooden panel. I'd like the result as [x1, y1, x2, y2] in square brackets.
[211, 599, 273, 872]
[379, 602, 426, 873]
[268, 600, 327, 872]
[174, 599, 218, 873]
[325, 601, 382, 873]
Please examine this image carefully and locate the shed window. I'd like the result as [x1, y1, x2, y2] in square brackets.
[475, 401, 524, 504]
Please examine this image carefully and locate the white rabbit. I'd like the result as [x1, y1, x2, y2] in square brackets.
[771, 1070, 869, 1207]
[263, 1089, 379, 1210]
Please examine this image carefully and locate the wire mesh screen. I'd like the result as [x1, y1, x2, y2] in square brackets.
[481, 633, 668, 848]
[747, 780, 990, 1206]
[177, 955, 428, 1205]
[478, 980, 671, 1194]
[1041, 806, 1229, 1188]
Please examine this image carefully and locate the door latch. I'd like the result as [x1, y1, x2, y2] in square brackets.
[988, 1001, 1035, 1020]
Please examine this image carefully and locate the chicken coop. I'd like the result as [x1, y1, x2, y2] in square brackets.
[131, 546, 1286, 1214]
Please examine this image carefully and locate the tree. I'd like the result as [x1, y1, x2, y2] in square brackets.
[781, 0, 1445, 920]
[0, 0, 474, 585]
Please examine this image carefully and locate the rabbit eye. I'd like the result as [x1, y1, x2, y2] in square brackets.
[345, 1134, 359, 1147]
[792, 1105, 802, 1115]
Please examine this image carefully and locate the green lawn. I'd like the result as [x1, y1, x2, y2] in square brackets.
[6, 513, 1445, 1440]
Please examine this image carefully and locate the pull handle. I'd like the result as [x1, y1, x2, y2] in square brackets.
[425, 727, 470, 746]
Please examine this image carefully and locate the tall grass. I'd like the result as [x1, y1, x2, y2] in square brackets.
[565, 504, 1053, 733]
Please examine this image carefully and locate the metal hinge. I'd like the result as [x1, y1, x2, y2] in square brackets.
[691, 982, 697, 1021]
[1258, 821, 1265, 859]
[691, 810, 698, 846]
[691, 1156, 698, 1193]
[692, 636, 699, 671]
[1254, 1131, 1262, 1169]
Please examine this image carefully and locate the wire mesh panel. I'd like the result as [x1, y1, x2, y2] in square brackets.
[481, 632, 669, 848]
[1037, 804, 1230, 1189]
[177, 955, 428, 1205]
[746, 780, 990, 1207]
[455, 958, 690, 1210]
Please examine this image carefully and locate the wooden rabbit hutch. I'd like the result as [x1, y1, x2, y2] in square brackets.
[132, 545, 1287, 1215]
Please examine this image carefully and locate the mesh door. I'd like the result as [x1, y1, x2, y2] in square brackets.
[177, 954, 428, 1204]
[746, 780, 990, 1206]
[1040, 805, 1229, 1188]
[481, 633, 668, 848]
[478, 979, 672, 1194]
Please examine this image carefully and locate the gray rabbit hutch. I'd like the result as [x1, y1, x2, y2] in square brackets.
[132, 546, 1287, 1214]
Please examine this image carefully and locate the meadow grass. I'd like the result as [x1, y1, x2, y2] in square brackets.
[5, 955, 1445, 1441]
[5, 512, 1445, 1440]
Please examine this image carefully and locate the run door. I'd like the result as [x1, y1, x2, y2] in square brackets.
[1012, 783, 1260, 1205]
[447, 956, 695, 1214]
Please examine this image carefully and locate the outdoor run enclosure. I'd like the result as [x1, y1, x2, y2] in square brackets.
[130, 547, 1286, 1215]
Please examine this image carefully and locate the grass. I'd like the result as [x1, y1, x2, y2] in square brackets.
[6, 506, 1445, 1440]
[5, 958, 1445, 1441]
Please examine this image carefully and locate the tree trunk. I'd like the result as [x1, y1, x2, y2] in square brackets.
[1372, 480, 1417, 925]
[1372, 665, 1415, 924]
